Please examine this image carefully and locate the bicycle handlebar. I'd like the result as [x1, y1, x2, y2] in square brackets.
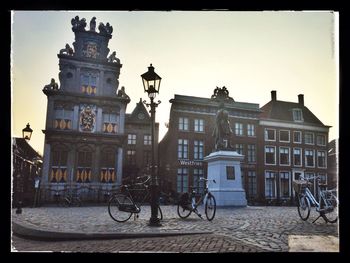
[199, 177, 216, 183]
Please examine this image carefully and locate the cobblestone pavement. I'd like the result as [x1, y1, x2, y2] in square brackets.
[11, 205, 339, 253]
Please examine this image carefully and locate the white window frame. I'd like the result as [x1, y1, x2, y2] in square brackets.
[279, 130, 290, 143]
[305, 132, 314, 145]
[279, 147, 290, 166]
[305, 149, 315, 168]
[194, 140, 204, 160]
[143, 134, 152, 145]
[247, 124, 256, 137]
[316, 134, 326, 146]
[317, 150, 327, 168]
[265, 146, 276, 165]
[194, 119, 204, 133]
[292, 108, 304, 122]
[247, 144, 256, 163]
[235, 123, 244, 136]
[265, 128, 276, 141]
[265, 171, 277, 199]
[293, 131, 302, 144]
[178, 117, 189, 131]
[178, 139, 189, 159]
[279, 171, 291, 198]
[293, 147, 302, 167]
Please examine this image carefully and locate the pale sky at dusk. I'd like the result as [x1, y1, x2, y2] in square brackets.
[11, 11, 339, 155]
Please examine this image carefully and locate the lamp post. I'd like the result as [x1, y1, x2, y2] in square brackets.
[22, 123, 33, 141]
[141, 64, 162, 227]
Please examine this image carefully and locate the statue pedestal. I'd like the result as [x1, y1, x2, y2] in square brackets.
[204, 150, 247, 206]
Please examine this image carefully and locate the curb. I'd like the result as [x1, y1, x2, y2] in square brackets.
[12, 221, 213, 241]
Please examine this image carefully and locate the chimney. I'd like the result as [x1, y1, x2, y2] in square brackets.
[271, 90, 277, 101]
[298, 94, 304, 106]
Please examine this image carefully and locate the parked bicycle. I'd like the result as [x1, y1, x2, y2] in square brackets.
[177, 177, 216, 221]
[62, 189, 82, 207]
[108, 175, 163, 222]
[293, 175, 338, 223]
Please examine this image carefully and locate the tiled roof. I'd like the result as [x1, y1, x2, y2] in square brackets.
[260, 100, 327, 127]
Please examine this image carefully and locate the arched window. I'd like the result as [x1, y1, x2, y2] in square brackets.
[100, 148, 116, 183]
[76, 147, 93, 183]
[50, 146, 68, 183]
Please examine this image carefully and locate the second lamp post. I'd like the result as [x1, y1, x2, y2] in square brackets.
[141, 64, 162, 227]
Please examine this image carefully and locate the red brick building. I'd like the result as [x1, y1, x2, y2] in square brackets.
[158, 89, 332, 205]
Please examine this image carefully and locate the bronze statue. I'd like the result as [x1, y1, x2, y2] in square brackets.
[59, 43, 74, 55]
[213, 102, 232, 150]
[89, 17, 96, 32]
[43, 78, 59, 91]
[107, 51, 119, 63]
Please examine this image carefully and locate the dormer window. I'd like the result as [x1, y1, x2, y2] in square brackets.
[292, 108, 303, 122]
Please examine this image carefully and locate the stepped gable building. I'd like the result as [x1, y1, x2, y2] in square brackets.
[124, 98, 159, 182]
[158, 87, 261, 199]
[41, 16, 130, 202]
[257, 90, 331, 204]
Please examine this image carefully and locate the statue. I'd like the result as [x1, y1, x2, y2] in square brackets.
[71, 16, 86, 31]
[117, 86, 130, 100]
[212, 102, 232, 151]
[211, 86, 234, 102]
[98, 22, 113, 35]
[43, 78, 59, 91]
[107, 51, 120, 63]
[89, 17, 96, 32]
[59, 43, 74, 55]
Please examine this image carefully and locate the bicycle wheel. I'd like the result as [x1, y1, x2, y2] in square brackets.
[323, 193, 338, 223]
[157, 205, 163, 220]
[205, 193, 216, 221]
[297, 194, 311, 221]
[108, 194, 133, 222]
[177, 203, 192, 218]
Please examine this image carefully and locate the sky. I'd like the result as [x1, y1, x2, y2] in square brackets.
[11, 11, 339, 155]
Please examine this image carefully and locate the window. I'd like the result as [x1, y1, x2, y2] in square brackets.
[279, 147, 290, 166]
[317, 135, 326, 146]
[194, 119, 204, 132]
[292, 109, 303, 122]
[102, 112, 119, 133]
[81, 74, 97, 95]
[128, 134, 136, 145]
[265, 146, 276, 165]
[51, 149, 68, 182]
[235, 144, 244, 155]
[194, 140, 204, 160]
[247, 124, 255, 137]
[279, 130, 290, 142]
[143, 151, 151, 167]
[305, 149, 315, 167]
[177, 168, 188, 193]
[247, 171, 257, 198]
[126, 150, 136, 165]
[265, 171, 276, 198]
[293, 131, 302, 144]
[265, 128, 276, 141]
[293, 148, 302, 166]
[317, 151, 327, 168]
[305, 132, 314, 145]
[76, 150, 92, 183]
[54, 108, 73, 130]
[318, 173, 327, 184]
[179, 117, 189, 131]
[193, 169, 204, 194]
[279, 172, 290, 198]
[247, 144, 256, 163]
[178, 139, 189, 159]
[144, 135, 152, 145]
[100, 149, 115, 183]
[235, 123, 243, 136]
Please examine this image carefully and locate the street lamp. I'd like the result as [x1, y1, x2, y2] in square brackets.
[141, 64, 162, 227]
[22, 123, 33, 141]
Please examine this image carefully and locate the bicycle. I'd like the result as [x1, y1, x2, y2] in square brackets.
[108, 175, 163, 222]
[293, 175, 338, 223]
[62, 188, 82, 207]
[177, 177, 216, 221]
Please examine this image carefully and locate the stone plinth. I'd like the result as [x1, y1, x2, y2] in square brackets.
[204, 150, 247, 206]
